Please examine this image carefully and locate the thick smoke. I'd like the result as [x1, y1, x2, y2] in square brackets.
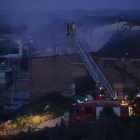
[0, 10, 79, 57]
[0, 9, 139, 57]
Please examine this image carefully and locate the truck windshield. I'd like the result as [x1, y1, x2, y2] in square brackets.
[71, 106, 80, 114]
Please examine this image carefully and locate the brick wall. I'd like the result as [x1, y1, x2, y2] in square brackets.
[96, 57, 140, 99]
[97, 57, 140, 86]
[29, 53, 140, 100]
[29, 54, 95, 100]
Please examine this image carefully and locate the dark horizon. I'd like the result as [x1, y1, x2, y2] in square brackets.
[0, 0, 140, 11]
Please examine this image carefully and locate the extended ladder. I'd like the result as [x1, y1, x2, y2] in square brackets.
[65, 21, 114, 98]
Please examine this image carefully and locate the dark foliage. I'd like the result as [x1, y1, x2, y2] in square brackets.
[11, 92, 63, 120]
[99, 106, 118, 119]
[123, 87, 140, 116]
[75, 76, 96, 96]
[0, 103, 5, 121]
[20, 56, 29, 70]
[0, 92, 63, 129]
[0, 40, 19, 55]
[0, 101, 14, 122]
[6, 117, 140, 140]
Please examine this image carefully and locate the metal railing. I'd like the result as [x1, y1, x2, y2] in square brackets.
[70, 33, 114, 98]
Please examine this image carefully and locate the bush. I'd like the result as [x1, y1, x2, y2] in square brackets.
[99, 106, 118, 119]
[0, 93, 63, 130]
[6, 117, 140, 140]
[75, 76, 96, 96]
[11, 100, 63, 128]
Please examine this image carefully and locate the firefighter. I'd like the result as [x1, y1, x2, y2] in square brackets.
[70, 21, 76, 34]
[100, 86, 105, 94]
[65, 21, 70, 36]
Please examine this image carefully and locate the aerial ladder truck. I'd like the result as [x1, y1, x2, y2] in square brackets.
[64, 22, 129, 121]
[65, 21, 116, 100]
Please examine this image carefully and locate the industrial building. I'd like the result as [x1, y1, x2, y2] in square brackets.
[1, 21, 140, 101]
[29, 28, 140, 100]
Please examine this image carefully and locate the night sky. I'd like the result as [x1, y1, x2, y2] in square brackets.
[0, 0, 140, 10]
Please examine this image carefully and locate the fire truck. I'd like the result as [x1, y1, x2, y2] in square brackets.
[70, 101, 129, 121]
[65, 22, 129, 121]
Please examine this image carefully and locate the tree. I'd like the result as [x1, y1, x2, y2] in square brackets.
[0, 40, 19, 55]
[123, 87, 140, 116]
[99, 106, 118, 119]
[74, 76, 96, 96]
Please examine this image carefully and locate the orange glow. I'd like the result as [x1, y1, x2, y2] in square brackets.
[19, 48, 22, 51]
[121, 100, 128, 105]
[129, 106, 133, 116]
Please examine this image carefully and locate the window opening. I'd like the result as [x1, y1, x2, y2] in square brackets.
[103, 60, 115, 68]
[133, 61, 140, 69]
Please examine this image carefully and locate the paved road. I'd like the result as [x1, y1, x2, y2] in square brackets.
[36, 116, 64, 128]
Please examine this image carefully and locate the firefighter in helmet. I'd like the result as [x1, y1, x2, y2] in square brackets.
[70, 21, 76, 34]
[99, 86, 106, 94]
